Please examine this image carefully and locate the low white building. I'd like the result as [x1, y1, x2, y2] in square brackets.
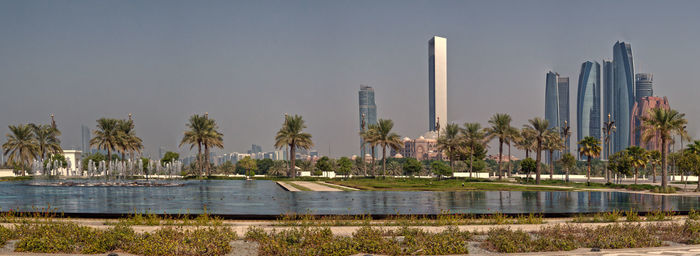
[61, 150, 82, 176]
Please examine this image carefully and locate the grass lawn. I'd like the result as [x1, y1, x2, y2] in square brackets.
[327, 177, 573, 191]
[516, 178, 677, 193]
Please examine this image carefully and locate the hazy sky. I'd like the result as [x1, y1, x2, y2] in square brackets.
[1, 0, 699, 158]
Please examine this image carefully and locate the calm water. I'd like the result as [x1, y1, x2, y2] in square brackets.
[1, 180, 699, 215]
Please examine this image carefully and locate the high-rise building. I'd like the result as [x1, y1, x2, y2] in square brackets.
[557, 76, 570, 153]
[576, 61, 601, 159]
[545, 71, 560, 133]
[612, 41, 635, 153]
[635, 73, 653, 102]
[602, 59, 614, 159]
[81, 125, 91, 155]
[631, 96, 669, 151]
[359, 85, 378, 158]
[428, 36, 447, 132]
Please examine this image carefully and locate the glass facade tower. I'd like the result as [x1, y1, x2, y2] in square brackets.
[612, 41, 634, 154]
[545, 71, 560, 162]
[429, 36, 447, 132]
[359, 85, 378, 158]
[558, 77, 570, 154]
[576, 61, 601, 159]
[602, 60, 613, 159]
[635, 73, 653, 102]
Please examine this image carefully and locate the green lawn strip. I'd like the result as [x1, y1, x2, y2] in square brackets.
[328, 178, 572, 191]
[287, 182, 312, 191]
[514, 178, 677, 193]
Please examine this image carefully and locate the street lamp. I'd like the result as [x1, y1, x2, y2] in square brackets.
[603, 113, 616, 184]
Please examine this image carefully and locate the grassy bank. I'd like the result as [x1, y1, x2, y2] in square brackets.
[516, 178, 677, 193]
[328, 177, 573, 191]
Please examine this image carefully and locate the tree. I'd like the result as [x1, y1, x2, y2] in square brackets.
[201, 114, 223, 176]
[296, 160, 314, 175]
[520, 158, 536, 179]
[578, 136, 602, 186]
[29, 123, 62, 161]
[462, 122, 486, 178]
[402, 158, 423, 176]
[360, 124, 379, 176]
[81, 152, 105, 172]
[543, 129, 564, 180]
[648, 150, 661, 183]
[609, 150, 632, 181]
[42, 153, 67, 172]
[336, 157, 353, 178]
[485, 113, 513, 179]
[218, 160, 234, 175]
[437, 123, 462, 170]
[315, 156, 333, 176]
[2, 124, 39, 176]
[386, 161, 402, 176]
[268, 160, 287, 177]
[90, 118, 121, 168]
[628, 146, 649, 184]
[160, 151, 179, 167]
[256, 158, 274, 175]
[558, 152, 576, 182]
[430, 161, 452, 179]
[641, 108, 687, 188]
[180, 114, 207, 177]
[524, 117, 549, 184]
[373, 119, 402, 177]
[677, 152, 700, 192]
[516, 127, 536, 159]
[238, 156, 257, 178]
[504, 126, 520, 176]
[275, 115, 313, 179]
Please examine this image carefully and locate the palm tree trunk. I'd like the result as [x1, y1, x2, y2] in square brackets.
[535, 141, 542, 184]
[498, 139, 503, 179]
[661, 138, 668, 188]
[290, 143, 296, 179]
[549, 150, 554, 180]
[507, 143, 512, 178]
[525, 149, 529, 159]
[652, 164, 656, 183]
[634, 167, 638, 184]
[469, 149, 473, 178]
[382, 146, 387, 177]
[587, 157, 592, 186]
[197, 143, 202, 177]
[370, 147, 375, 177]
[204, 144, 210, 176]
[107, 148, 111, 169]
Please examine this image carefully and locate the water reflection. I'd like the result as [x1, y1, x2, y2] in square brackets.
[0, 180, 699, 215]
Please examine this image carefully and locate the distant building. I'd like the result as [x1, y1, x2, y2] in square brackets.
[60, 150, 82, 175]
[159, 147, 165, 159]
[635, 73, 653, 103]
[81, 125, 91, 155]
[576, 61, 601, 159]
[544, 71, 561, 161]
[612, 41, 635, 154]
[630, 96, 670, 151]
[359, 85, 378, 158]
[558, 76, 570, 153]
[428, 36, 447, 132]
[392, 131, 445, 161]
[602, 59, 614, 159]
[248, 144, 262, 154]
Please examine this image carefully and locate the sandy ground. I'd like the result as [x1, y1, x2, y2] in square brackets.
[291, 181, 342, 191]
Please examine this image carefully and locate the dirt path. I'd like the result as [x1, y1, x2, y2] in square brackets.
[275, 181, 300, 191]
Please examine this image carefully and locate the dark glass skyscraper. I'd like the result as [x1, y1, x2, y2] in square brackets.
[602, 59, 613, 159]
[612, 41, 634, 154]
[576, 61, 601, 159]
[635, 73, 653, 102]
[545, 72, 560, 132]
[81, 125, 91, 154]
[359, 85, 377, 158]
[557, 76, 570, 154]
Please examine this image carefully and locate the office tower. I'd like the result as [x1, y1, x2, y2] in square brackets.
[613, 41, 634, 153]
[558, 76, 570, 154]
[429, 36, 447, 132]
[631, 96, 669, 151]
[602, 60, 614, 159]
[81, 125, 91, 154]
[359, 85, 378, 158]
[159, 147, 165, 159]
[635, 73, 653, 102]
[576, 61, 602, 159]
[545, 71, 560, 162]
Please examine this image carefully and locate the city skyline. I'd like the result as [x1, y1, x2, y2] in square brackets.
[1, 1, 699, 158]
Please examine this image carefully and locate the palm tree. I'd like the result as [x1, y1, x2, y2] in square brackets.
[504, 127, 520, 177]
[524, 117, 549, 184]
[2, 124, 39, 176]
[116, 118, 143, 165]
[516, 127, 536, 159]
[641, 108, 687, 188]
[437, 123, 461, 170]
[201, 114, 224, 176]
[274, 114, 313, 178]
[374, 119, 402, 177]
[558, 152, 576, 182]
[180, 114, 208, 177]
[485, 113, 513, 179]
[648, 150, 661, 183]
[360, 124, 379, 176]
[543, 129, 564, 180]
[90, 118, 121, 168]
[462, 122, 485, 178]
[628, 146, 648, 184]
[578, 136, 602, 186]
[29, 123, 62, 161]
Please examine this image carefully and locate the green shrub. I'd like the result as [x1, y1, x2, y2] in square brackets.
[689, 209, 700, 220]
[647, 209, 675, 221]
[626, 210, 641, 222]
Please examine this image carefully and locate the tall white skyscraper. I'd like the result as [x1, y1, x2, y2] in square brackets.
[429, 36, 447, 131]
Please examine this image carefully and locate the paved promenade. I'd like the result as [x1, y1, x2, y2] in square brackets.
[291, 181, 342, 191]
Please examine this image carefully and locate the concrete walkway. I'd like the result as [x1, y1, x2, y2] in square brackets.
[275, 181, 300, 191]
[291, 181, 342, 191]
[318, 181, 359, 191]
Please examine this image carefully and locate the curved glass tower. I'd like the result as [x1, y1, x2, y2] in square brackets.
[613, 41, 634, 153]
[359, 85, 377, 158]
[576, 61, 601, 158]
[545, 71, 560, 133]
